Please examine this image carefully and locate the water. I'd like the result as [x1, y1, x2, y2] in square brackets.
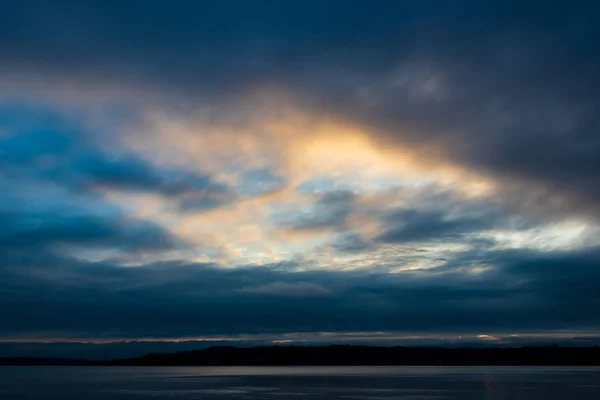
[0, 366, 599, 399]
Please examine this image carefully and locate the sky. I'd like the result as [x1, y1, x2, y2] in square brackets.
[1, 1, 600, 359]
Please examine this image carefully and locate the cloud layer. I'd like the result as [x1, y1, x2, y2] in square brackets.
[1, 1, 600, 356]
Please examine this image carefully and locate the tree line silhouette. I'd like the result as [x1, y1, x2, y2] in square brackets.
[97, 345, 600, 366]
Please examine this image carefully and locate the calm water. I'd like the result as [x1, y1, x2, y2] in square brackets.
[0, 366, 599, 399]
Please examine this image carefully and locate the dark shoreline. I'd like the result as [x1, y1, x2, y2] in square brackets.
[3, 345, 600, 366]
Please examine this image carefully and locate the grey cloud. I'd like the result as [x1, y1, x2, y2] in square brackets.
[2, 1, 597, 218]
[332, 232, 373, 253]
[279, 190, 356, 231]
[1, 242, 599, 340]
[317, 187, 533, 251]
[376, 209, 492, 243]
[237, 281, 331, 297]
[363, 185, 542, 246]
[177, 182, 238, 212]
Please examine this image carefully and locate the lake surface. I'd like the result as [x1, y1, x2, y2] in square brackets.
[0, 366, 599, 399]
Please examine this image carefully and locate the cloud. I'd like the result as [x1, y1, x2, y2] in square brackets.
[332, 232, 373, 253]
[0, 109, 198, 258]
[1, 240, 599, 341]
[0, 122, 228, 198]
[376, 209, 493, 244]
[0, 192, 184, 257]
[237, 281, 331, 296]
[177, 182, 237, 212]
[276, 190, 357, 232]
[1, 0, 600, 349]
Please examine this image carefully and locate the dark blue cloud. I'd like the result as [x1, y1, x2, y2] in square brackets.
[331, 232, 373, 253]
[0, 196, 181, 253]
[0, 107, 207, 255]
[0, 107, 233, 203]
[0, 243, 599, 342]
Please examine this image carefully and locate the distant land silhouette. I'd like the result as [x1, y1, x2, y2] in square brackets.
[3, 345, 600, 366]
[98, 345, 600, 366]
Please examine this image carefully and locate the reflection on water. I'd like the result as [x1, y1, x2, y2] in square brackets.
[0, 366, 599, 399]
